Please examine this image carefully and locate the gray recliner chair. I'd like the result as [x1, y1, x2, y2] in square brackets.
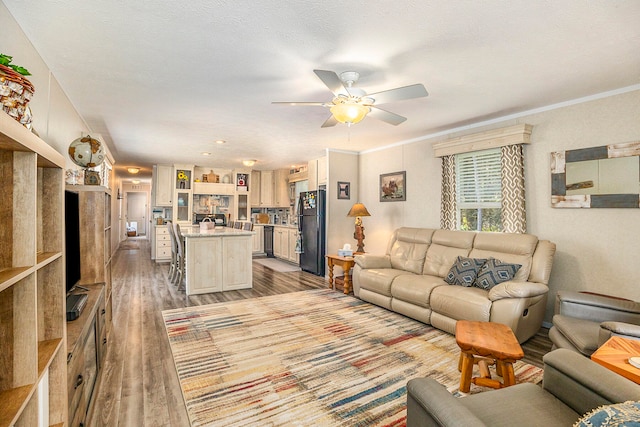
[549, 290, 640, 356]
[406, 348, 640, 427]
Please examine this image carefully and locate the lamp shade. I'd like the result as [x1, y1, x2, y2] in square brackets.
[330, 102, 370, 125]
[347, 203, 371, 217]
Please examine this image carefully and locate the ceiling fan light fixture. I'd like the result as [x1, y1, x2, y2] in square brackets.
[330, 102, 370, 125]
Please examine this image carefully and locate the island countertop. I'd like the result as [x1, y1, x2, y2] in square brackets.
[181, 226, 255, 238]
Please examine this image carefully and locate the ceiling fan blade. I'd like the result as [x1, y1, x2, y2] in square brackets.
[321, 115, 338, 128]
[367, 84, 428, 105]
[271, 101, 328, 106]
[368, 107, 407, 126]
[313, 70, 348, 96]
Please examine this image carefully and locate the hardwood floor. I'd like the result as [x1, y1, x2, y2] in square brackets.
[89, 237, 551, 426]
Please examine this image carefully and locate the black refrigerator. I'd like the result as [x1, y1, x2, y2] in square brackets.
[297, 190, 326, 276]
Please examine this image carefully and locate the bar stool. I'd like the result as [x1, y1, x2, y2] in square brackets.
[228, 220, 235, 228]
[243, 222, 254, 231]
[166, 221, 178, 282]
[234, 221, 242, 229]
[173, 222, 186, 291]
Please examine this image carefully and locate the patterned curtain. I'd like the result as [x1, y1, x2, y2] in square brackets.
[440, 155, 456, 230]
[500, 144, 526, 233]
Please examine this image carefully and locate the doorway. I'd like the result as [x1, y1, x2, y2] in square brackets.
[126, 192, 148, 236]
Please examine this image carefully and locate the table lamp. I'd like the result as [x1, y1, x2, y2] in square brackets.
[347, 202, 371, 253]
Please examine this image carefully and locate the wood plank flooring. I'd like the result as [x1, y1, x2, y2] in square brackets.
[89, 237, 551, 426]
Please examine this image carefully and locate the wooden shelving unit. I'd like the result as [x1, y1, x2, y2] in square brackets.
[65, 185, 113, 347]
[0, 112, 67, 426]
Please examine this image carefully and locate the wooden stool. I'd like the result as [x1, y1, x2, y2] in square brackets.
[455, 320, 524, 393]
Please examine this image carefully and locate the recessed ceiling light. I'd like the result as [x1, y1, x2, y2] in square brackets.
[215, 140, 226, 144]
[127, 167, 140, 174]
[201, 152, 211, 156]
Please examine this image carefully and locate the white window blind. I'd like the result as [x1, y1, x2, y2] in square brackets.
[456, 148, 501, 209]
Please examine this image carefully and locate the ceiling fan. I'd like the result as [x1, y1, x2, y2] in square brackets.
[273, 70, 428, 127]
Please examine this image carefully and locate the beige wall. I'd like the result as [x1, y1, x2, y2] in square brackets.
[326, 149, 359, 275]
[4, 4, 120, 257]
[358, 89, 640, 322]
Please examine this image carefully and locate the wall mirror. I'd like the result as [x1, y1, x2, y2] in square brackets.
[551, 141, 640, 208]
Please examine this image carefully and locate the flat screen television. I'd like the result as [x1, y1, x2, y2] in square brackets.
[65, 190, 82, 294]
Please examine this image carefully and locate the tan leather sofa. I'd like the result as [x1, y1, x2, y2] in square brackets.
[352, 228, 556, 343]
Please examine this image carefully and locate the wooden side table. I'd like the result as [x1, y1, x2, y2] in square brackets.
[455, 320, 524, 393]
[326, 254, 355, 294]
[591, 336, 640, 384]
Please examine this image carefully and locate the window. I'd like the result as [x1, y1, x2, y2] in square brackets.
[455, 148, 502, 231]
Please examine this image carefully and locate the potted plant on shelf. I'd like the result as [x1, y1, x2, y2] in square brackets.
[0, 53, 35, 127]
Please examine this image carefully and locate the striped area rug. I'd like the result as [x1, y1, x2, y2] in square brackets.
[162, 290, 542, 426]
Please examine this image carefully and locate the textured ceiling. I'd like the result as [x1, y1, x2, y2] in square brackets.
[4, 1, 640, 180]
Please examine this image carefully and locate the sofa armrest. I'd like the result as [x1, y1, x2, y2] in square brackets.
[488, 281, 549, 302]
[555, 291, 640, 323]
[542, 348, 640, 415]
[406, 378, 487, 427]
[599, 322, 640, 346]
[353, 254, 391, 269]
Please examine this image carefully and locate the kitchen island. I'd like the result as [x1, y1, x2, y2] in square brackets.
[182, 226, 255, 295]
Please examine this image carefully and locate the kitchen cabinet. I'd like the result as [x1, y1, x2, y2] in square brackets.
[155, 225, 172, 262]
[193, 182, 234, 195]
[308, 156, 327, 191]
[274, 169, 291, 207]
[273, 226, 289, 260]
[288, 228, 300, 264]
[154, 164, 173, 206]
[250, 171, 261, 206]
[317, 156, 327, 186]
[252, 225, 264, 253]
[173, 164, 194, 225]
[259, 170, 275, 206]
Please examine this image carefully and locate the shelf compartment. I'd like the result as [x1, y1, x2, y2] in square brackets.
[0, 266, 33, 293]
[0, 384, 34, 427]
[36, 251, 62, 268]
[37, 258, 65, 343]
[37, 338, 62, 377]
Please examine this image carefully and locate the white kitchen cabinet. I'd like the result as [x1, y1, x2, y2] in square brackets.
[193, 182, 234, 195]
[317, 156, 327, 186]
[274, 169, 291, 207]
[308, 159, 318, 191]
[273, 226, 289, 260]
[250, 171, 261, 206]
[259, 170, 275, 206]
[173, 165, 194, 225]
[252, 225, 264, 253]
[154, 164, 173, 206]
[155, 225, 172, 262]
[308, 157, 326, 191]
[288, 228, 300, 264]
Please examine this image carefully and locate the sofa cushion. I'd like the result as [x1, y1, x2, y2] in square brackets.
[423, 230, 476, 277]
[391, 274, 448, 308]
[388, 228, 434, 274]
[445, 256, 487, 287]
[469, 232, 538, 282]
[575, 401, 640, 427]
[552, 314, 601, 356]
[473, 258, 521, 290]
[357, 268, 411, 297]
[430, 286, 492, 321]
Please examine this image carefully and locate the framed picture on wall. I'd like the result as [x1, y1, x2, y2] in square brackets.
[380, 171, 406, 202]
[337, 181, 350, 200]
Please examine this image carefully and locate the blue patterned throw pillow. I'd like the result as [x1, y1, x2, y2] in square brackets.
[445, 256, 486, 287]
[473, 258, 521, 290]
[574, 401, 640, 427]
